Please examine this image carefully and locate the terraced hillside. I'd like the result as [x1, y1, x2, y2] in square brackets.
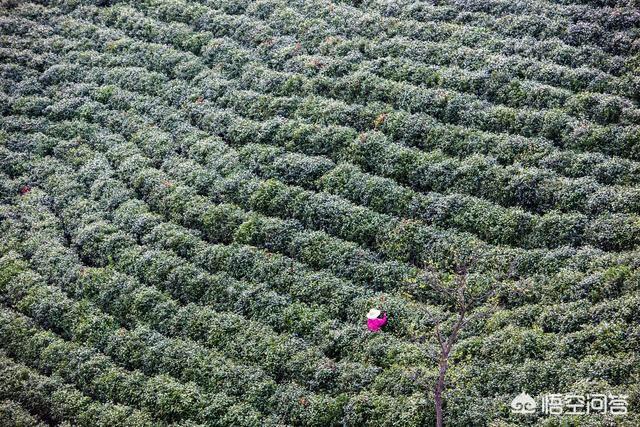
[1, 0, 639, 425]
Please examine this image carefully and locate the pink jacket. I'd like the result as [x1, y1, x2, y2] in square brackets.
[367, 313, 387, 332]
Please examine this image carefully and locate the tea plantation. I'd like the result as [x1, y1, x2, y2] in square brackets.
[1, 0, 639, 425]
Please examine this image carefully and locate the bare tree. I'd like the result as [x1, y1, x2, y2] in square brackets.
[424, 261, 497, 427]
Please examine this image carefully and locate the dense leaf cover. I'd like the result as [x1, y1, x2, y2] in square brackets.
[1, 0, 639, 425]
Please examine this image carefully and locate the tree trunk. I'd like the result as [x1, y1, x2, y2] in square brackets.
[434, 354, 448, 427]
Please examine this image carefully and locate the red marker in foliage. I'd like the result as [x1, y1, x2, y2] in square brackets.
[19, 185, 31, 195]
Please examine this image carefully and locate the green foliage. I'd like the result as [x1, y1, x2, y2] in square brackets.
[1, 1, 639, 426]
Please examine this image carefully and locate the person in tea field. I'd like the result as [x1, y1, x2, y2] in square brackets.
[367, 308, 387, 332]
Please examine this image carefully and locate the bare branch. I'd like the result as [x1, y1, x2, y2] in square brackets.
[425, 258, 495, 427]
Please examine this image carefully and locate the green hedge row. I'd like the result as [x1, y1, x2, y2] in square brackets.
[7, 71, 640, 318]
[0, 189, 357, 425]
[2, 95, 439, 329]
[9, 120, 440, 389]
[0, 196, 269, 425]
[446, 355, 640, 425]
[1, 247, 636, 427]
[3, 2, 637, 425]
[143, 0, 640, 97]
[0, 302, 247, 425]
[0, 351, 155, 427]
[0, 195, 283, 411]
[53, 57, 640, 222]
[5, 10, 640, 217]
[50, 154, 406, 383]
[134, 0, 630, 76]
[0, 399, 46, 427]
[363, 57, 639, 125]
[31, 153, 375, 391]
[354, 28, 637, 97]
[0, 102, 440, 427]
[231, 66, 640, 161]
[23, 55, 635, 248]
[26, 0, 640, 105]
[10, 16, 638, 187]
[75, 81, 638, 254]
[45, 102, 640, 304]
[20, 0, 633, 174]
[344, 131, 640, 216]
[122, 0, 640, 125]
[10, 92, 552, 280]
[200, 141, 640, 253]
[6, 10, 640, 348]
[58, 95, 636, 284]
[196, 140, 640, 253]
[1, 68, 460, 294]
[82, 1, 640, 159]
[425, 0, 640, 33]
[7, 70, 636, 288]
[1, 123, 470, 427]
[352, 0, 638, 57]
